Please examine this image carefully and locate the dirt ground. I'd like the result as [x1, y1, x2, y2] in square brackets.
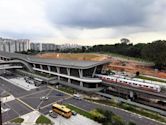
[36, 53, 166, 79]
[36, 53, 107, 61]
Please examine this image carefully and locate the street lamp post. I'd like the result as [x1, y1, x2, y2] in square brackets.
[0, 101, 2, 125]
[0, 91, 6, 125]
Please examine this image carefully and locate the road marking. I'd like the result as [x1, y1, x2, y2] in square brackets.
[37, 89, 53, 109]
[67, 103, 90, 113]
[2, 77, 164, 125]
[40, 96, 72, 109]
[48, 85, 72, 96]
[18, 88, 50, 99]
[17, 98, 35, 111]
[5, 103, 20, 116]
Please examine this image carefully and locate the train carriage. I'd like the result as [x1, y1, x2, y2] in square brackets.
[95, 74, 161, 93]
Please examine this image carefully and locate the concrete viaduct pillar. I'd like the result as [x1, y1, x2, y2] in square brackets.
[67, 68, 71, 83]
[56, 67, 60, 80]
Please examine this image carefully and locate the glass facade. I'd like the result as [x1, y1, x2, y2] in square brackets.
[83, 67, 95, 77]
[60, 76, 68, 82]
[71, 79, 80, 86]
[35, 64, 40, 68]
[42, 65, 48, 70]
[96, 65, 103, 74]
[70, 68, 79, 77]
[83, 82, 98, 88]
[50, 66, 57, 72]
[60, 67, 67, 74]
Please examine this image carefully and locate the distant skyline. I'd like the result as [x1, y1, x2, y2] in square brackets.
[0, 0, 166, 45]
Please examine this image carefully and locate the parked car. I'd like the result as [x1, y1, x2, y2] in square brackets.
[49, 110, 58, 118]
[71, 111, 77, 116]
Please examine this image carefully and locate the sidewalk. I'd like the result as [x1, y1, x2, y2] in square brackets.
[21, 111, 40, 125]
[1, 95, 15, 103]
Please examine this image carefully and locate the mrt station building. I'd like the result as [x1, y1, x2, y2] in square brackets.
[0, 52, 109, 92]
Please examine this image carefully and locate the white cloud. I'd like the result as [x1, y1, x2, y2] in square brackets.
[0, 0, 166, 45]
[0, 0, 57, 39]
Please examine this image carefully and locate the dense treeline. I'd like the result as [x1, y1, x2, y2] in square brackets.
[141, 40, 166, 69]
[89, 43, 145, 58]
[64, 40, 165, 70]
[88, 40, 166, 69]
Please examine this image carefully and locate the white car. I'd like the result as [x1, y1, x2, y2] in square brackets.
[73, 94, 83, 100]
[40, 96, 48, 101]
[49, 110, 58, 118]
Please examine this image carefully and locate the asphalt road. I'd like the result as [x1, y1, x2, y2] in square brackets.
[63, 97, 165, 125]
[20, 88, 69, 109]
[2, 100, 32, 123]
[0, 77, 165, 125]
[0, 77, 49, 97]
[2, 106, 18, 123]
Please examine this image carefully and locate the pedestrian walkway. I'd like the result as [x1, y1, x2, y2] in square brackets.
[21, 111, 40, 125]
[1, 95, 15, 103]
[47, 114, 101, 125]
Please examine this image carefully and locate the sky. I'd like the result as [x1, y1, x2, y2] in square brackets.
[0, 0, 166, 45]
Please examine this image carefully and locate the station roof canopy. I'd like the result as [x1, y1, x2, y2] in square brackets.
[0, 51, 110, 69]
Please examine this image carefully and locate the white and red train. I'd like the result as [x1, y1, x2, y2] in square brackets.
[95, 74, 161, 93]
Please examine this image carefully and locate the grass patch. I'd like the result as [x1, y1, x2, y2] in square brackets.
[86, 98, 166, 124]
[121, 103, 166, 123]
[65, 104, 94, 119]
[58, 86, 76, 94]
[90, 109, 105, 119]
[136, 75, 166, 83]
[11, 117, 24, 123]
[36, 115, 52, 124]
[101, 52, 148, 62]
[86, 98, 119, 108]
[66, 104, 136, 125]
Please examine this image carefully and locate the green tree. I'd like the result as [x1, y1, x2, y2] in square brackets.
[82, 46, 86, 52]
[141, 40, 166, 69]
[136, 71, 140, 76]
[112, 115, 126, 125]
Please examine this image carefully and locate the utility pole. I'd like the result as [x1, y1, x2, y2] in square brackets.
[0, 101, 2, 125]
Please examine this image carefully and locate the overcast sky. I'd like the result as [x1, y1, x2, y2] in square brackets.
[0, 0, 166, 45]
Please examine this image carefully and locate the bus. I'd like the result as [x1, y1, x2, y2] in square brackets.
[52, 103, 72, 118]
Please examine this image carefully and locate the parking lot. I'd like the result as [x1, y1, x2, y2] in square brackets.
[8, 77, 37, 91]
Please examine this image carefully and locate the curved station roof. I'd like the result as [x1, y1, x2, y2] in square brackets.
[0, 51, 110, 69]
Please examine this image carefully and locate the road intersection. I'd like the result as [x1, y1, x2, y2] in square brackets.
[0, 78, 165, 125]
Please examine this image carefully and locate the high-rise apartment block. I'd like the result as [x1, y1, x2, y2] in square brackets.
[0, 37, 30, 53]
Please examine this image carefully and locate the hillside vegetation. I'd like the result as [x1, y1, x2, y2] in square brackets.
[89, 40, 166, 70]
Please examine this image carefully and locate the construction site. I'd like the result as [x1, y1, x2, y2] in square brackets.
[36, 53, 166, 79]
